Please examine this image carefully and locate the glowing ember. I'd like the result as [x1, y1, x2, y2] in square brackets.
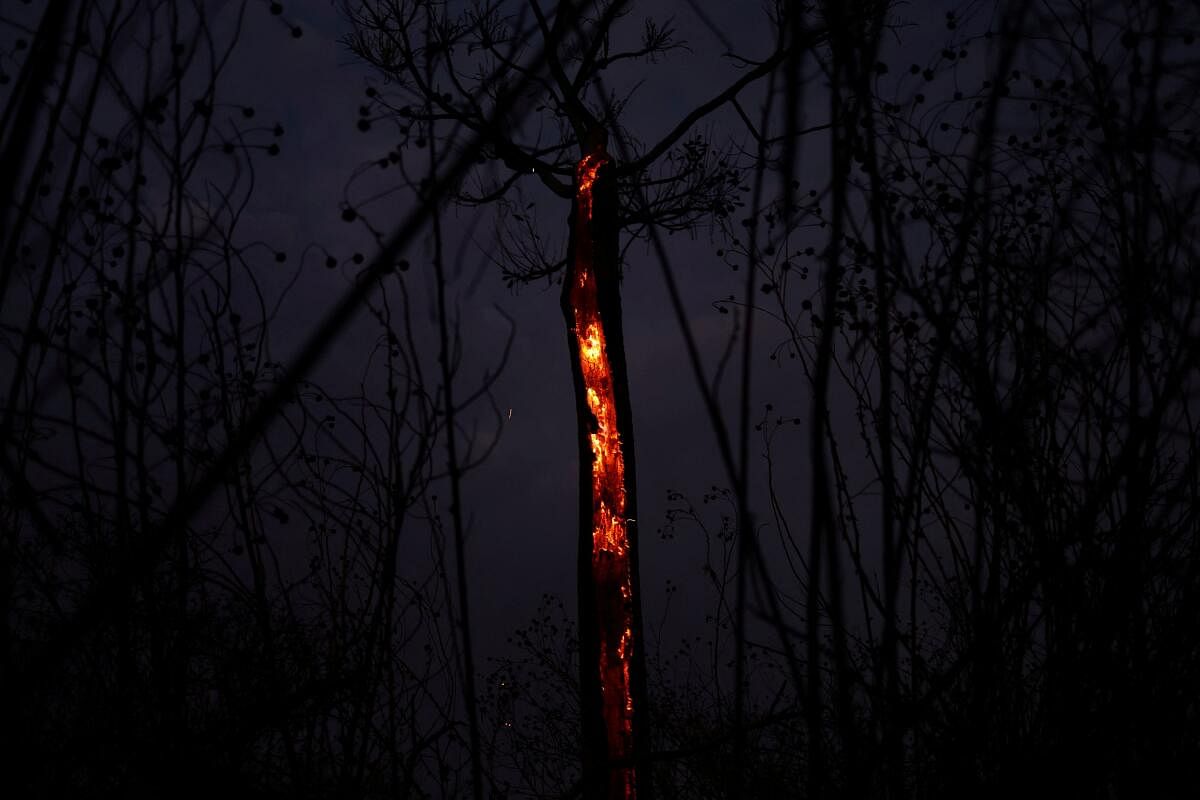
[571, 150, 637, 799]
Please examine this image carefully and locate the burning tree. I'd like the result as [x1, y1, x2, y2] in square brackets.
[6, 0, 1194, 795]
[341, 1, 827, 796]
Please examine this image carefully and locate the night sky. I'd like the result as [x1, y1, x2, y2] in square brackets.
[6, 0, 1198, 795]
[231, 0, 809, 657]
[237, 0, 959, 660]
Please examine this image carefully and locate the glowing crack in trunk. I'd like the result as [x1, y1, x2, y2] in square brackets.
[571, 150, 637, 799]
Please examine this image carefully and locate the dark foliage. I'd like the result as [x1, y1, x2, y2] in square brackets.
[2, 0, 1198, 797]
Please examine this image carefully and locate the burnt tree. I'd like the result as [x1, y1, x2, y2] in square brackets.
[342, 0, 813, 795]
[562, 132, 646, 798]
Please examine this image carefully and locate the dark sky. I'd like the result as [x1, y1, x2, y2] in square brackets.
[215, 0, 762, 661]
[215, 0, 947, 662]
[8, 2, 1200, 794]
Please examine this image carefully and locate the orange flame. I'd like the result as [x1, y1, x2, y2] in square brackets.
[572, 151, 636, 799]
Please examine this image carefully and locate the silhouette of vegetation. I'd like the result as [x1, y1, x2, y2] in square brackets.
[1, 1, 514, 796]
[605, 0, 1200, 796]
[3, 0, 1198, 797]
[342, 0, 1200, 796]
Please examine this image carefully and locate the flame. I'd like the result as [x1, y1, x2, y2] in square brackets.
[572, 150, 637, 799]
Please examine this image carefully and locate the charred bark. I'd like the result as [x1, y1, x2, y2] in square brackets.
[562, 144, 650, 800]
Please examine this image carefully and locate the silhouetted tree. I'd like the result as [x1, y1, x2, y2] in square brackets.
[0, 2, 509, 796]
[692, 0, 1200, 795]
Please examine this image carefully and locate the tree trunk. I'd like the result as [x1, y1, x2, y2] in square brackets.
[562, 146, 649, 800]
